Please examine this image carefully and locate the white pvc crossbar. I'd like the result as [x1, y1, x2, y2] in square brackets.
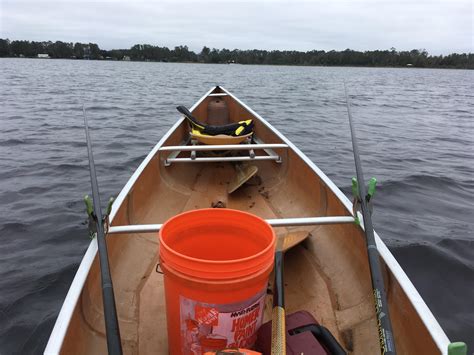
[266, 216, 354, 227]
[208, 93, 228, 96]
[166, 155, 281, 164]
[107, 216, 355, 234]
[159, 143, 288, 152]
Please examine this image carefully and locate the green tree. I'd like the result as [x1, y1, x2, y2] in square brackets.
[89, 43, 100, 59]
[47, 41, 73, 58]
[130, 44, 143, 60]
[73, 43, 84, 59]
[0, 38, 11, 57]
[199, 46, 210, 62]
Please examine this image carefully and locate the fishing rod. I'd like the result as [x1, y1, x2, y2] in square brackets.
[344, 84, 396, 355]
[83, 105, 123, 355]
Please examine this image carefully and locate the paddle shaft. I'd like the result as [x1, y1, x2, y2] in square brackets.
[344, 85, 396, 355]
[271, 250, 286, 355]
[83, 106, 123, 355]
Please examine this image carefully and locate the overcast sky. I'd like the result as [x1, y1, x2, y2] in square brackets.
[1, 0, 472, 54]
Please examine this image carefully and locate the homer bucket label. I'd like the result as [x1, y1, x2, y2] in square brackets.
[179, 291, 266, 354]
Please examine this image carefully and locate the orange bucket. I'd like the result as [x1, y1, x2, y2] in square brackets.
[159, 208, 275, 355]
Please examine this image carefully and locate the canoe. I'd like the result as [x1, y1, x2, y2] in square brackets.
[45, 86, 450, 354]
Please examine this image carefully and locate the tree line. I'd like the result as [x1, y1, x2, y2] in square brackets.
[0, 39, 472, 69]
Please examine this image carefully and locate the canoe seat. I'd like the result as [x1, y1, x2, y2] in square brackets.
[177, 105, 254, 145]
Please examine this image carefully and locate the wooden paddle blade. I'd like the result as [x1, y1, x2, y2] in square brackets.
[278, 232, 312, 252]
[228, 164, 258, 193]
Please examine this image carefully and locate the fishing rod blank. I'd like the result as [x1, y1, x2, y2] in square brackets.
[344, 84, 396, 355]
[84, 106, 123, 355]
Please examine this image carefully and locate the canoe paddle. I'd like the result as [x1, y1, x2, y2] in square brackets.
[344, 84, 396, 355]
[271, 231, 314, 355]
[271, 239, 286, 355]
[83, 105, 123, 355]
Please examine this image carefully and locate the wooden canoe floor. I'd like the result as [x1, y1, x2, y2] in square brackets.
[59, 90, 441, 354]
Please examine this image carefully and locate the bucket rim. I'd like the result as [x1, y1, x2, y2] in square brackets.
[159, 208, 276, 265]
[160, 258, 274, 284]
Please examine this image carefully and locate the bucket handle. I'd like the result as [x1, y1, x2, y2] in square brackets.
[156, 263, 164, 274]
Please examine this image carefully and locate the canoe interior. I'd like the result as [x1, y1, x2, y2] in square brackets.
[60, 87, 441, 354]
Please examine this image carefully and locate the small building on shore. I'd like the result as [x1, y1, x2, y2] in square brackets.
[38, 54, 50, 59]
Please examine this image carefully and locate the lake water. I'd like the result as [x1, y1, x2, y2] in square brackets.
[0, 58, 473, 353]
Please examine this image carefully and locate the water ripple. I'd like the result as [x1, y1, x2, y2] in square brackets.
[0, 58, 473, 352]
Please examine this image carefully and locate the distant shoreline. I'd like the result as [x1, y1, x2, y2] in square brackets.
[1, 39, 472, 69]
[2, 56, 472, 71]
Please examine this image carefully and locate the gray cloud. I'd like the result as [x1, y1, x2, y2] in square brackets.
[1, 0, 472, 54]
